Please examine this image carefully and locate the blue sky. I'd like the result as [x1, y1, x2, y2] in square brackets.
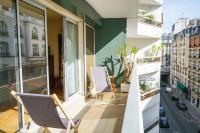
[163, 0, 200, 33]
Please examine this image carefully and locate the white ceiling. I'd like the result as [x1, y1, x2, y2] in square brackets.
[85, 0, 138, 18]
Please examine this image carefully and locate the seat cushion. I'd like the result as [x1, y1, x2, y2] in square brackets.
[102, 86, 110, 92]
[61, 118, 79, 129]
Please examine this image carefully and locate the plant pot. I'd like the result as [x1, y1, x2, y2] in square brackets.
[121, 82, 130, 92]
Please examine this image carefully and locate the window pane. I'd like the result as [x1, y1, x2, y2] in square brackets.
[66, 21, 79, 96]
[86, 25, 94, 95]
[0, 0, 21, 132]
[19, 1, 47, 94]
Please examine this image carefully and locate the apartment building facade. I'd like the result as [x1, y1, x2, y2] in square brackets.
[160, 33, 171, 82]
[170, 32, 189, 91]
[161, 33, 172, 67]
[189, 26, 200, 111]
[170, 18, 200, 110]
[0, 0, 162, 132]
[170, 18, 190, 95]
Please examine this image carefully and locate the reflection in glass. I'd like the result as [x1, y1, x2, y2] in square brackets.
[19, 1, 47, 94]
[66, 21, 79, 96]
[0, 0, 21, 132]
[85, 25, 94, 95]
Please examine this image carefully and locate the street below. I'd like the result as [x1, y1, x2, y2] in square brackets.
[160, 84, 199, 133]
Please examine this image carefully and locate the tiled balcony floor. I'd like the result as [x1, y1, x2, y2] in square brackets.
[0, 92, 127, 133]
[76, 92, 128, 133]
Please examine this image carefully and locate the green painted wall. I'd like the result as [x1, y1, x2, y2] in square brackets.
[95, 18, 127, 86]
[53, 0, 102, 27]
[52, 1, 127, 85]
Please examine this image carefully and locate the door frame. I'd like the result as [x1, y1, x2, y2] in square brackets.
[84, 23, 95, 97]
[17, 0, 49, 129]
[8, 0, 84, 131]
[63, 17, 80, 101]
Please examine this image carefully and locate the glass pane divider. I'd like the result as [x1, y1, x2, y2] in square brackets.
[44, 8, 50, 95]
[16, 0, 25, 128]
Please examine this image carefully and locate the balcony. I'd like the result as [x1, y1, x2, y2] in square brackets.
[127, 17, 162, 38]
[137, 57, 161, 64]
[140, 0, 162, 5]
[0, 91, 128, 133]
[0, 31, 9, 37]
[77, 93, 128, 133]
[122, 66, 160, 133]
[6, 65, 159, 133]
[0, 52, 10, 57]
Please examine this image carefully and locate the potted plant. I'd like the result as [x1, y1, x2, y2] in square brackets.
[146, 14, 155, 20]
[145, 14, 155, 24]
[140, 82, 150, 92]
[116, 45, 139, 92]
[149, 44, 163, 57]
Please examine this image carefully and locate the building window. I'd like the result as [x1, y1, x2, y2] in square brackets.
[194, 37, 197, 47]
[42, 44, 45, 56]
[192, 97, 196, 104]
[14, 25, 17, 38]
[0, 21, 8, 36]
[0, 42, 9, 56]
[20, 26, 23, 38]
[2, 5, 9, 11]
[32, 27, 38, 39]
[32, 44, 39, 56]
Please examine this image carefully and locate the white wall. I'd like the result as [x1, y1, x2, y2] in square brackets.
[173, 18, 189, 34]
[137, 63, 161, 75]
[127, 18, 161, 38]
[147, 124, 159, 133]
[127, 38, 161, 58]
[141, 94, 160, 129]
[138, 23, 161, 38]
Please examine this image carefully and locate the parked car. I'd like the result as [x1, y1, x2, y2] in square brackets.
[160, 106, 165, 116]
[171, 96, 179, 101]
[159, 117, 169, 128]
[160, 83, 166, 88]
[176, 102, 187, 110]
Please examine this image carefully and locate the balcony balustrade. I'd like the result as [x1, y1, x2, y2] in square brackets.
[138, 17, 162, 27]
[127, 17, 161, 38]
[0, 31, 9, 37]
[137, 57, 161, 64]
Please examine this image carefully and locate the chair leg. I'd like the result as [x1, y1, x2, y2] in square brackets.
[74, 127, 78, 133]
[43, 127, 51, 133]
[66, 122, 71, 133]
[24, 122, 31, 133]
[112, 92, 116, 103]
[95, 94, 99, 102]
[66, 129, 70, 133]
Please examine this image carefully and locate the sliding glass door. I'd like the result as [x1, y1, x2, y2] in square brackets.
[63, 19, 79, 97]
[85, 24, 95, 96]
[19, 1, 47, 94]
[0, 0, 21, 132]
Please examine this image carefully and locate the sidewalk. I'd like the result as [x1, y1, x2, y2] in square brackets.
[184, 99, 200, 128]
